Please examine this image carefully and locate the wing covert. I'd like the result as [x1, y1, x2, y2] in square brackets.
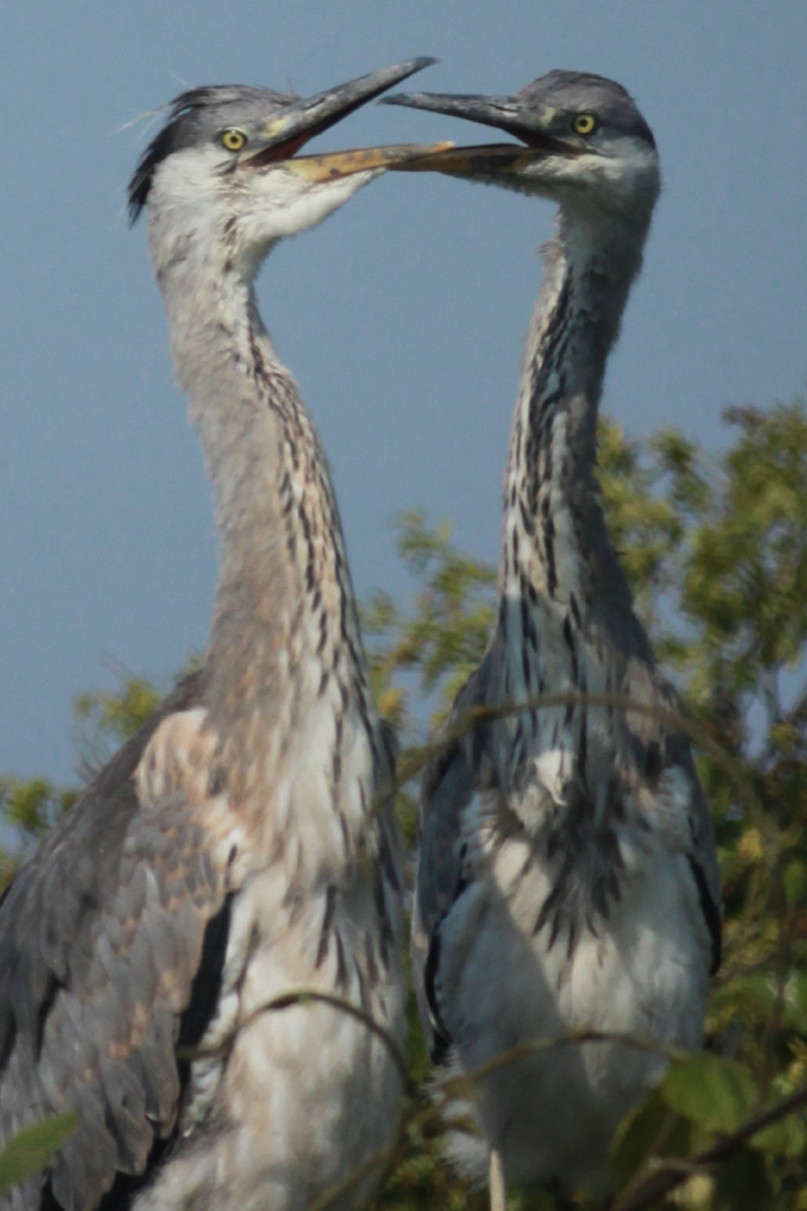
[412, 738, 476, 1062]
[0, 673, 235, 1211]
[672, 736, 722, 976]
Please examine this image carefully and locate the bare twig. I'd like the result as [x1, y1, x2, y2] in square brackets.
[185, 987, 413, 1096]
[433, 1028, 685, 1110]
[304, 1133, 400, 1211]
[609, 1082, 807, 1211]
[386, 688, 769, 845]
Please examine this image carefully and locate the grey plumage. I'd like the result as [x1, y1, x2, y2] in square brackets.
[386, 71, 721, 1201]
[0, 674, 216, 1207]
[0, 59, 442, 1211]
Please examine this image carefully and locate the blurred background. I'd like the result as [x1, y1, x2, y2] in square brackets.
[1, 1, 805, 782]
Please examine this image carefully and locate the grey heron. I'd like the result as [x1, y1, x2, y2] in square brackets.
[0, 58, 446, 1211]
[385, 71, 722, 1206]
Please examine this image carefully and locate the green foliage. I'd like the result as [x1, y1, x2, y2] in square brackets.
[0, 663, 169, 885]
[2, 398, 807, 1208]
[660, 1054, 757, 1134]
[363, 509, 497, 734]
[0, 779, 76, 881]
[73, 661, 172, 776]
[0, 1115, 76, 1196]
[610, 1086, 695, 1196]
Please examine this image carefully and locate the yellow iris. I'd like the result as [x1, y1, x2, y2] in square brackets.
[573, 113, 597, 136]
[221, 129, 247, 152]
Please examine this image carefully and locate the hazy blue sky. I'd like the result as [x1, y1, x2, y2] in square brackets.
[1, 3, 805, 784]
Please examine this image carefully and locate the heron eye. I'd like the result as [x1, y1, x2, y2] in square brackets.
[221, 129, 248, 152]
[572, 113, 597, 136]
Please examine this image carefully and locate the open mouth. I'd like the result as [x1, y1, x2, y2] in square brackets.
[244, 134, 312, 168]
[238, 59, 454, 179]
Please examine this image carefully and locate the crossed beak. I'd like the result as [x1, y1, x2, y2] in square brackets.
[237, 59, 454, 181]
[378, 90, 584, 178]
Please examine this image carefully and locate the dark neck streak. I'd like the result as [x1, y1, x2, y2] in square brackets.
[157, 247, 374, 775]
[502, 213, 643, 622]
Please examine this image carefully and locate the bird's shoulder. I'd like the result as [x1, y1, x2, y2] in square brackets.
[416, 665, 491, 927]
[614, 660, 722, 975]
[646, 723, 722, 975]
[417, 649, 516, 908]
[413, 723, 478, 1065]
[418, 739, 475, 920]
[0, 669, 242, 1210]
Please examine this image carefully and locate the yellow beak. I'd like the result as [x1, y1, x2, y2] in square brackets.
[281, 141, 455, 181]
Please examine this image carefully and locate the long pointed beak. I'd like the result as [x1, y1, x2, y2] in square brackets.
[280, 141, 455, 182]
[381, 89, 582, 175]
[383, 90, 527, 137]
[385, 144, 555, 177]
[242, 58, 438, 165]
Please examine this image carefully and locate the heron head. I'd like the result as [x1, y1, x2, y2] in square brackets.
[129, 59, 448, 276]
[383, 70, 660, 223]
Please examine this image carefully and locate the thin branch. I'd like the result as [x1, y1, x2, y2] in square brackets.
[304, 1132, 400, 1211]
[385, 687, 770, 842]
[432, 1028, 686, 1110]
[185, 987, 413, 1096]
[262, 990, 412, 1092]
[610, 1082, 807, 1211]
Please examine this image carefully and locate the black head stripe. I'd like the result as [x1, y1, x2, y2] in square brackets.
[127, 85, 291, 224]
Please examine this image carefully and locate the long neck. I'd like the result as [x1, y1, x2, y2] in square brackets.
[155, 236, 376, 813]
[501, 209, 646, 620]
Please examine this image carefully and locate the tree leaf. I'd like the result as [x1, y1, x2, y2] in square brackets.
[661, 1053, 756, 1133]
[610, 1087, 692, 1188]
[0, 1113, 77, 1195]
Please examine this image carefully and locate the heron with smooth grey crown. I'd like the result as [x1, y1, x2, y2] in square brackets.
[385, 70, 721, 1209]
